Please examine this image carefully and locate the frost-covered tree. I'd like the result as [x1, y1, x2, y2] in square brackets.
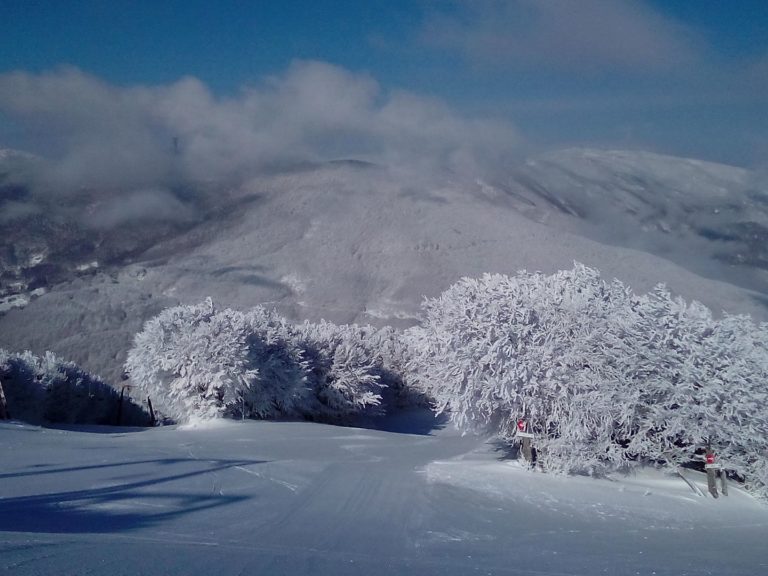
[407, 263, 768, 495]
[124, 270, 768, 499]
[358, 325, 427, 408]
[125, 300, 310, 422]
[601, 288, 768, 496]
[126, 299, 252, 421]
[690, 313, 768, 499]
[240, 306, 310, 419]
[608, 288, 720, 465]
[125, 301, 390, 424]
[0, 348, 147, 425]
[406, 264, 637, 473]
[292, 320, 384, 419]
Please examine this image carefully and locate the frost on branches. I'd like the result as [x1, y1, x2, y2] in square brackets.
[125, 299, 307, 422]
[291, 320, 383, 419]
[406, 263, 768, 499]
[125, 300, 400, 424]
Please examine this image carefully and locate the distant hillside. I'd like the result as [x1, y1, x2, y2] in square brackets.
[1, 148, 766, 382]
[508, 149, 768, 292]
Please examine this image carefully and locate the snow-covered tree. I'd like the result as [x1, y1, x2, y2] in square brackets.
[126, 300, 312, 422]
[407, 263, 768, 495]
[358, 324, 427, 408]
[126, 299, 250, 421]
[600, 288, 768, 498]
[607, 288, 719, 465]
[0, 348, 147, 425]
[125, 301, 389, 423]
[292, 320, 384, 420]
[692, 313, 768, 499]
[406, 264, 637, 473]
[240, 306, 310, 419]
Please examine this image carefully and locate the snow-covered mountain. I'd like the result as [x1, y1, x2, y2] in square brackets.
[1, 148, 766, 382]
[509, 149, 768, 291]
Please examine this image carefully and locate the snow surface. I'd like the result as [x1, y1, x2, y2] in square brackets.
[2, 417, 767, 575]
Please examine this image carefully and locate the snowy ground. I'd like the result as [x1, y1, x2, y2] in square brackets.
[2, 415, 767, 576]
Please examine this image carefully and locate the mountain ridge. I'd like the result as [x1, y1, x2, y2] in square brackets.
[1, 147, 766, 382]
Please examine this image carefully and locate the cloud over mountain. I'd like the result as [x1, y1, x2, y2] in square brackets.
[0, 61, 521, 202]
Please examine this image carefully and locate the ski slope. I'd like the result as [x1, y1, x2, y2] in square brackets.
[2, 417, 767, 575]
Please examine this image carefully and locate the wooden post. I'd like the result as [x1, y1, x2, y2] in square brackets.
[517, 419, 535, 467]
[720, 468, 728, 496]
[705, 448, 719, 498]
[116, 387, 125, 426]
[0, 378, 9, 420]
[522, 436, 533, 463]
[147, 396, 156, 426]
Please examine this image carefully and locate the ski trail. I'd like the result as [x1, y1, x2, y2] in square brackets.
[233, 464, 298, 492]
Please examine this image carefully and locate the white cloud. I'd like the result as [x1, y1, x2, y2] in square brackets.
[84, 188, 198, 229]
[421, 0, 700, 73]
[0, 199, 39, 224]
[0, 61, 522, 203]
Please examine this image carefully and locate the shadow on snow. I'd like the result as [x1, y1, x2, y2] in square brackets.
[358, 407, 449, 436]
[0, 457, 267, 534]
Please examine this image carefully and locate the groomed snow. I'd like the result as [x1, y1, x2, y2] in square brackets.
[2, 417, 767, 575]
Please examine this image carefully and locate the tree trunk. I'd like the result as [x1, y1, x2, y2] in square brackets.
[115, 387, 125, 426]
[0, 379, 9, 420]
[521, 436, 533, 465]
[147, 396, 156, 426]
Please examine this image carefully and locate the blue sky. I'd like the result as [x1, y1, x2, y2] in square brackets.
[1, 0, 767, 167]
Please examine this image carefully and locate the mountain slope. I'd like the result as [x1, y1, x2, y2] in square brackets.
[508, 149, 768, 291]
[1, 150, 766, 382]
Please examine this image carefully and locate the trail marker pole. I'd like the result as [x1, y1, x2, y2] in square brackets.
[705, 448, 727, 498]
[517, 419, 535, 466]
